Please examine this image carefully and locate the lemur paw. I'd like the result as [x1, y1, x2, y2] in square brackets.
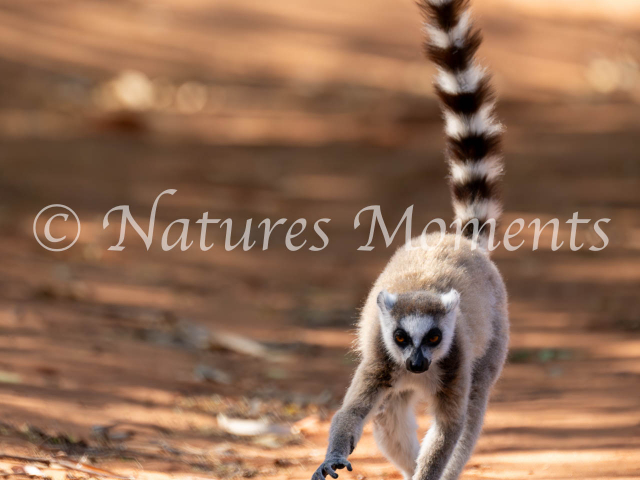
[311, 456, 352, 479]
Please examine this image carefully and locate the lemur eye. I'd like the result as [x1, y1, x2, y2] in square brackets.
[394, 330, 408, 345]
[425, 328, 442, 346]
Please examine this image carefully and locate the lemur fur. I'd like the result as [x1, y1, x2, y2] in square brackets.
[311, 1, 508, 480]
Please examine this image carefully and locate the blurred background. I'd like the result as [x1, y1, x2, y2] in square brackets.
[0, 0, 639, 479]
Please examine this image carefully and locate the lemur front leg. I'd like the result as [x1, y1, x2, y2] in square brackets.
[311, 360, 391, 480]
[440, 371, 490, 480]
[441, 332, 508, 480]
[413, 342, 470, 480]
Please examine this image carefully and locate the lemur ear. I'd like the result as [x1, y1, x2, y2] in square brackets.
[441, 289, 460, 313]
[377, 289, 397, 312]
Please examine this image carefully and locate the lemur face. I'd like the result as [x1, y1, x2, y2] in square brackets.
[377, 289, 459, 373]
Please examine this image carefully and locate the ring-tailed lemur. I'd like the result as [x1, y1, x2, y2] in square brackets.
[311, 1, 508, 479]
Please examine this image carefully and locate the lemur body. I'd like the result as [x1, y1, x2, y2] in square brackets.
[356, 235, 507, 480]
[312, 1, 508, 479]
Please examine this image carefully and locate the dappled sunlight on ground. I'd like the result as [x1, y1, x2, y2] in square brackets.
[0, 0, 638, 479]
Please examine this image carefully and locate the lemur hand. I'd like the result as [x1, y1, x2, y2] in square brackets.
[311, 456, 352, 480]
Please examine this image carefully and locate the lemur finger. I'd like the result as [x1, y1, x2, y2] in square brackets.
[312, 468, 326, 480]
[333, 461, 351, 471]
[323, 465, 338, 479]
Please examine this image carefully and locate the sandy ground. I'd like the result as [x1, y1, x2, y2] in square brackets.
[0, 0, 639, 479]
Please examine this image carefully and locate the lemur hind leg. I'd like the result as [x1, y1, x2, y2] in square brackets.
[412, 338, 470, 480]
[442, 327, 509, 480]
[373, 390, 420, 480]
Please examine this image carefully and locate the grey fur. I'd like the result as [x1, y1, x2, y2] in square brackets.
[311, 0, 509, 478]
[311, 235, 509, 480]
[373, 390, 419, 480]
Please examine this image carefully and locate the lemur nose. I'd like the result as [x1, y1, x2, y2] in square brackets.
[406, 353, 430, 373]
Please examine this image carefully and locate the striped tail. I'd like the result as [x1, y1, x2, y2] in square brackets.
[420, 0, 504, 239]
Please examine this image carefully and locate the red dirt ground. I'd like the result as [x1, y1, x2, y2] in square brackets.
[0, 0, 639, 479]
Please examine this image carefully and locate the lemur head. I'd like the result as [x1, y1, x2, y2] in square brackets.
[377, 288, 460, 374]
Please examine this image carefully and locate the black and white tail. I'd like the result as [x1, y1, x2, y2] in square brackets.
[420, 0, 504, 239]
